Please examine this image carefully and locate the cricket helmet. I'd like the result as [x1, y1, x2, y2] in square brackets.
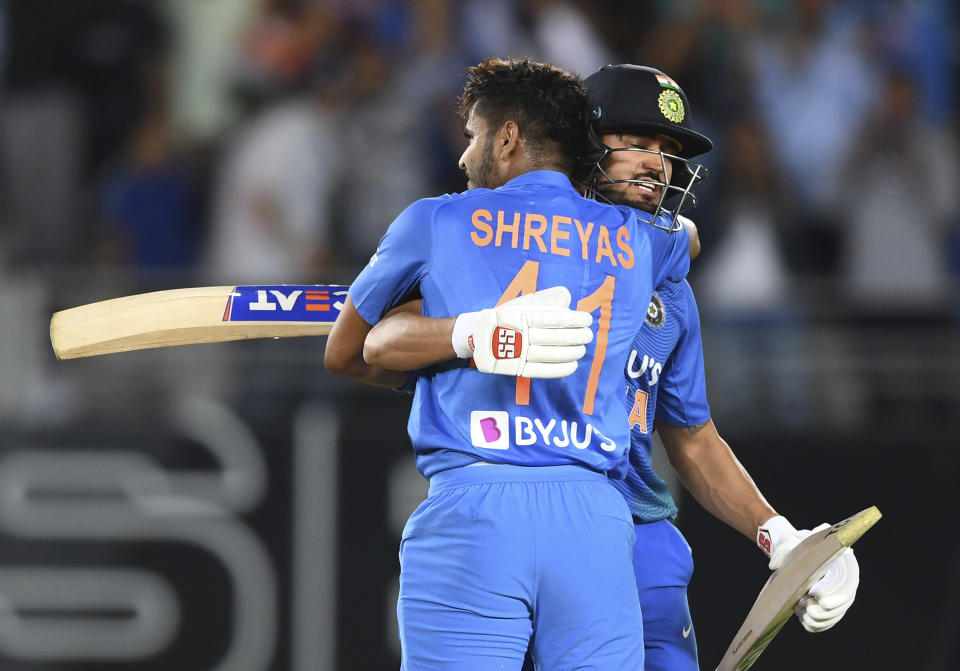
[583, 64, 712, 231]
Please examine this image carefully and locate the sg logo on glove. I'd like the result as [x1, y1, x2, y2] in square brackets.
[469, 286, 593, 379]
[757, 527, 773, 556]
[494, 328, 522, 359]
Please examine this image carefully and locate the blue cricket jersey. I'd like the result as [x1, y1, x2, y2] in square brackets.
[349, 171, 690, 478]
[610, 278, 711, 522]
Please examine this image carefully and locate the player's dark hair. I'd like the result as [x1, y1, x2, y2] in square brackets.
[459, 57, 590, 175]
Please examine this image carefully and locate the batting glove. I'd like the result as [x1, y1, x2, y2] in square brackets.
[452, 286, 593, 379]
[757, 515, 861, 633]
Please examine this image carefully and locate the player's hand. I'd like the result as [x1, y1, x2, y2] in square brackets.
[758, 516, 861, 633]
[452, 287, 593, 379]
[793, 548, 859, 632]
[677, 214, 701, 259]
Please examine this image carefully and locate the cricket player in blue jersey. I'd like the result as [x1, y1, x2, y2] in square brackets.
[325, 57, 693, 670]
[363, 64, 863, 671]
[578, 65, 861, 671]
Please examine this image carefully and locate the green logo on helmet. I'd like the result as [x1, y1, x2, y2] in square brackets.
[658, 90, 685, 123]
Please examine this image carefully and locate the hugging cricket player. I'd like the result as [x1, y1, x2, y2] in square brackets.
[49, 277, 880, 670]
[50, 61, 879, 671]
[330, 63, 879, 671]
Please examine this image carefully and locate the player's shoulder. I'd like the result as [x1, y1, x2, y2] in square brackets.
[583, 199, 635, 222]
[659, 277, 695, 299]
[656, 279, 700, 328]
[441, 182, 583, 215]
[622, 207, 690, 242]
[393, 192, 464, 221]
[419, 188, 507, 215]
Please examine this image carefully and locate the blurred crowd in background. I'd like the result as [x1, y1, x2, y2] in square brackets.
[1, 0, 956, 294]
[0, 0, 957, 425]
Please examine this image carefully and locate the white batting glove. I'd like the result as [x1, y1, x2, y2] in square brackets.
[451, 286, 593, 379]
[757, 516, 861, 633]
[794, 548, 859, 632]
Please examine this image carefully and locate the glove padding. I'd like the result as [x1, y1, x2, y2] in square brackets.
[793, 548, 859, 632]
[468, 287, 593, 379]
[759, 516, 861, 633]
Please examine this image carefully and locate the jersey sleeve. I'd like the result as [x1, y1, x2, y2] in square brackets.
[630, 209, 690, 287]
[651, 213, 691, 286]
[348, 198, 436, 325]
[655, 280, 711, 427]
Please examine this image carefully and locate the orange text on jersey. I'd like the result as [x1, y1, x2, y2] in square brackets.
[469, 209, 635, 270]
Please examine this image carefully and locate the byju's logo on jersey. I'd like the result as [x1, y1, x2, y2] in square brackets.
[494, 328, 521, 359]
[627, 351, 663, 387]
[470, 411, 509, 450]
[645, 293, 665, 328]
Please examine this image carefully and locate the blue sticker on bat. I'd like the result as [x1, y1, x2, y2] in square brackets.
[222, 285, 348, 322]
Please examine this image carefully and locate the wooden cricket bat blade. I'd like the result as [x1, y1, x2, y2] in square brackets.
[50, 284, 348, 360]
[715, 505, 881, 671]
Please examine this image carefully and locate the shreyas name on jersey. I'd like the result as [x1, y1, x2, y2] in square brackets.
[469, 208, 635, 271]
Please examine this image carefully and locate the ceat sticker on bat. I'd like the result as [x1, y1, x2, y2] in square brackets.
[223, 285, 347, 322]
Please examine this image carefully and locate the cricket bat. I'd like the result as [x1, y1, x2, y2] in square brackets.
[49, 284, 349, 360]
[715, 505, 881, 671]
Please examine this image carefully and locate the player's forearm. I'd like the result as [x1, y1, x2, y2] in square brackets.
[325, 297, 412, 389]
[658, 419, 777, 540]
[364, 313, 457, 370]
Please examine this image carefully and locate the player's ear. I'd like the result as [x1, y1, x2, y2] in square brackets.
[497, 120, 522, 160]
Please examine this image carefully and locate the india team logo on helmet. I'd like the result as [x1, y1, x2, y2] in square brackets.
[582, 64, 713, 232]
[658, 89, 685, 124]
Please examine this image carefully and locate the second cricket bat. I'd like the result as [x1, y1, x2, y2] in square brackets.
[50, 284, 349, 360]
[715, 505, 881, 671]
